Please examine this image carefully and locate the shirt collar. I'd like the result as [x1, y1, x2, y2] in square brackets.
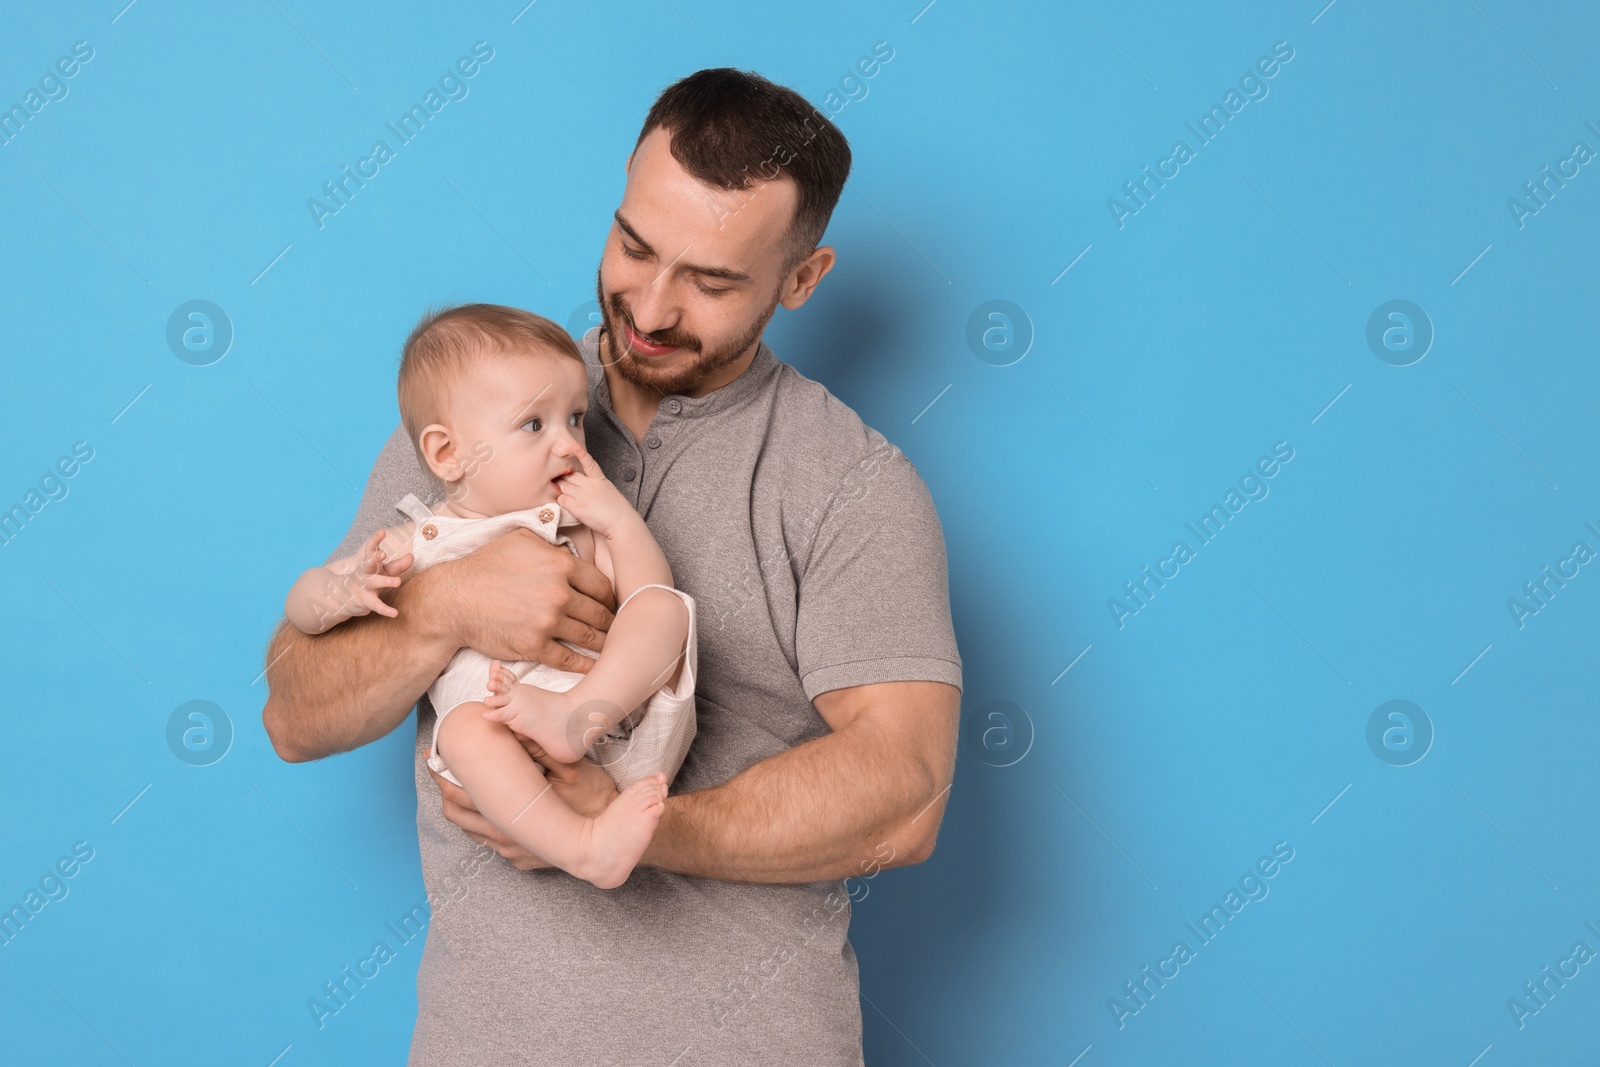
[581, 325, 777, 420]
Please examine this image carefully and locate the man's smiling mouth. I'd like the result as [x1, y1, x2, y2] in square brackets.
[624, 321, 679, 356]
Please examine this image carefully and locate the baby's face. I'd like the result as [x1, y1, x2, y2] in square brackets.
[440, 349, 590, 515]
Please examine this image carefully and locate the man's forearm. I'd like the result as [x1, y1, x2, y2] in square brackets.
[262, 572, 459, 762]
[638, 715, 945, 883]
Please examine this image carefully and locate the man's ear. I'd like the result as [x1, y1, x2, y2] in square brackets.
[417, 424, 463, 484]
[779, 245, 837, 310]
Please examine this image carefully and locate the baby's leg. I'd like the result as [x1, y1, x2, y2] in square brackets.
[482, 588, 690, 763]
[435, 702, 667, 890]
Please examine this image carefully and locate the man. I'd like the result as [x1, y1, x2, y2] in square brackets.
[263, 67, 962, 1065]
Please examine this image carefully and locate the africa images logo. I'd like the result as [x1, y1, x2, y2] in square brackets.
[306, 42, 495, 229]
[1107, 41, 1296, 230]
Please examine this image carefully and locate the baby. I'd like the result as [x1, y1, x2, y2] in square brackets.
[284, 303, 697, 890]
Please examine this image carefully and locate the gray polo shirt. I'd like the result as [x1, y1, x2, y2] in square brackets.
[325, 327, 962, 1065]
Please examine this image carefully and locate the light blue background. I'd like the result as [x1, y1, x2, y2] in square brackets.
[3, 1, 1597, 1064]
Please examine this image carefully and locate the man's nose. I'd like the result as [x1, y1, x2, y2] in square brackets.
[627, 262, 680, 335]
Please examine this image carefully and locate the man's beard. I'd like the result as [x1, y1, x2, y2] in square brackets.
[594, 270, 778, 397]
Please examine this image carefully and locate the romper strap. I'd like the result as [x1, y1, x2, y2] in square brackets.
[394, 492, 436, 526]
[617, 582, 688, 612]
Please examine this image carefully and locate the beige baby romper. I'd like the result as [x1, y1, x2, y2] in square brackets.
[394, 492, 698, 792]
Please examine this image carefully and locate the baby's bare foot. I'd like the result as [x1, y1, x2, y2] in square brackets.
[581, 773, 668, 889]
[484, 660, 518, 710]
[482, 678, 587, 761]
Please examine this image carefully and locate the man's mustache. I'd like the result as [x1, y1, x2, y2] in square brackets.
[607, 298, 700, 352]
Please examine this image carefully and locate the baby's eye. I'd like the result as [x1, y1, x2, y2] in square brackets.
[520, 417, 542, 433]
[570, 411, 584, 427]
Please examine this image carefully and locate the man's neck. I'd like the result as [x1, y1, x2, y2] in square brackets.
[602, 338, 760, 445]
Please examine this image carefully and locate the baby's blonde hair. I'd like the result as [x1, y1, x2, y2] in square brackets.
[397, 303, 584, 452]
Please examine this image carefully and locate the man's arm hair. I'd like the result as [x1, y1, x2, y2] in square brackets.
[424, 435, 961, 876]
[262, 573, 462, 762]
[262, 424, 618, 762]
[638, 679, 958, 881]
[262, 425, 456, 761]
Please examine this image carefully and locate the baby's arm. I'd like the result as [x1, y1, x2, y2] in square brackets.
[554, 446, 672, 604]
[285, 526, 414, 635]
[480, 445, 690, 762]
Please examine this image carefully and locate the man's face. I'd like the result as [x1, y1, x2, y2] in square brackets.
[596, 126, 799, 397]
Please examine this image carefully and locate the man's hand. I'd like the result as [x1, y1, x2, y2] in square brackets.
[429, 736, 621, 870]
[432, 526, 618, 671]
[264, 517, 619, 763]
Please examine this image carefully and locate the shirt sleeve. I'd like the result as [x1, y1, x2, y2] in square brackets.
[794, 444, 964, 701]
[323, 424, 441, 565]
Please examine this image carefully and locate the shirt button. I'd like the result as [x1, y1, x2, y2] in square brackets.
[666, 398, 682, 415]
[421, 523, 438, 540]
[623, 469, 636, 482]
[645, 434, 661, 449]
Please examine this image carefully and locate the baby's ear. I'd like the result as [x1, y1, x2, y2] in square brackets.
[417, 424, 461, 482]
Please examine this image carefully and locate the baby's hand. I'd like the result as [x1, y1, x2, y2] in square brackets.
[325, 529, 411, 621]
[554, 443, 635, 539]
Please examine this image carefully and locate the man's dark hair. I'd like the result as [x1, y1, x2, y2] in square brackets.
[635, 68, 852, 272]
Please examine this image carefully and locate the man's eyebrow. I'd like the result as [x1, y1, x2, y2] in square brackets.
[614, 210, 753, 284]
[613, 211, 654, 254]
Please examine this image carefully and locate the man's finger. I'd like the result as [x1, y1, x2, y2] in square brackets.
[550, 611, 608, 656]
[540, 638, 600, 675]
[514, 733, 550, 764]
[442, 800, 500, 840]
[465, 824, 547, 870]
[431, 770, 508, 835]
[564, 556, 618, 617]
[509, 732, 584, 778]
[432, 769, 478, 812]
[441, 796, 523, 853]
